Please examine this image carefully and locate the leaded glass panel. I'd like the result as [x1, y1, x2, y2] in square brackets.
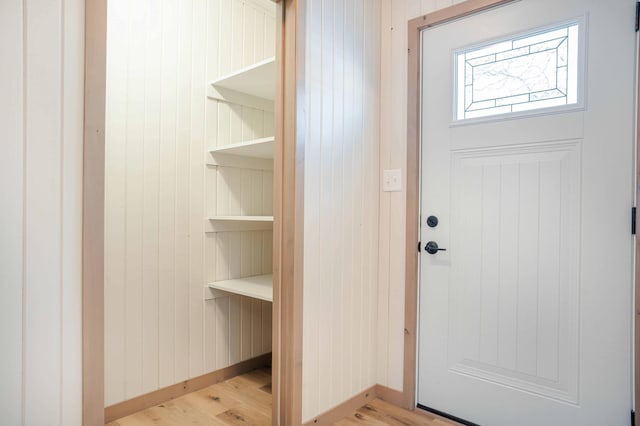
[455, 23, 579, 120]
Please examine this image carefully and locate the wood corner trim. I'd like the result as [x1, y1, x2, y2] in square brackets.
[83, 0, 108, 424]
[273, 0, 306, 424]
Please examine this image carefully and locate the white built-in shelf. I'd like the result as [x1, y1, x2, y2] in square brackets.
[205, 216, 273, 233]
[208, 215, 274, 222]
[209, 137, 274, 159]
[207, 274, 273, 302]
[210, 57, 275, 100]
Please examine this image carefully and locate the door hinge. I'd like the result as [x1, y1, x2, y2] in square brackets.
[631, 410, 635, 426]
[635, 1, 639, 32]
[632, 207, 637, 235]
[418, 241, 421, 252]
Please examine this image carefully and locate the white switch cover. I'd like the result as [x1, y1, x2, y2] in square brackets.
[383, 169, 402, 192]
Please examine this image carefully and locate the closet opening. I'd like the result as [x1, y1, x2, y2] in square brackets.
[82, 0, 303, 423]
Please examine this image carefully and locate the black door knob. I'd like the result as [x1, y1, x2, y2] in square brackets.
[425, 241, 447, 255]
[426, 215, 439, 228]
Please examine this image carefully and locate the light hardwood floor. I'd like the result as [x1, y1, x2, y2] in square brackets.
[106, 368, 457, 425]
[336, 399, 459, 426]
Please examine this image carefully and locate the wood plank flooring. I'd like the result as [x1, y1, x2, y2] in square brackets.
[106, 368, 458, 425]
[337, 399, 459, 426]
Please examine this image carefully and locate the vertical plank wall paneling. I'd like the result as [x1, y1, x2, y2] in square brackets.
[104, 0, 276, 406]
[377, 0, 466, 391]
[302, 0, 381, 421]
[189, 0, 207, 382]
[0, 0, 84, 424]
[0, 0, 25, 423]
[142, 0, 162, 393]
[24, 1, 63, 424]
[61, 0, 84, 422]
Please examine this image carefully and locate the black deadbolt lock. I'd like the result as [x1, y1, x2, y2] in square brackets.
[426, 215, 439, 228]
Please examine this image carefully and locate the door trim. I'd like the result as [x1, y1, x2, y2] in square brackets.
[82, 0, 107, 423]
[404, 0, 533, 411]
[406, 0, 639, 417]
[635, 23, 640, 426]
[273, 0, 305, 424]
[81, 0, 304, 424]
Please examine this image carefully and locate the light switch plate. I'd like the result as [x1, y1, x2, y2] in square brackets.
[383, 169, 402, 192]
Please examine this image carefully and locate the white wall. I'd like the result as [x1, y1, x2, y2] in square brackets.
[301, 0, 471, 415]
[0, 0, 84, 424]
[104, 0, 276, 406]
[302, 0, 382, 421]
[377, 0, 468, 391]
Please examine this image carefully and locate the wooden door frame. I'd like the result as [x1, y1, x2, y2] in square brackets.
[634, 22, 640, 426]
[405, 0, 639, 419]
[273, 0, 305, 425]
[81, 0, 304, 424]
[83, 0, 107, 424]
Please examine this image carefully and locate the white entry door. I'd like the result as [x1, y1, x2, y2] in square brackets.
[418, 1, 636, 425]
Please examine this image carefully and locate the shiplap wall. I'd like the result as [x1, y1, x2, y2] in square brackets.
[0, 0, 84, 424]
[377, 0, 467, 391]
[104, 0, 276, 405]
[302, 0, 382, 422]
